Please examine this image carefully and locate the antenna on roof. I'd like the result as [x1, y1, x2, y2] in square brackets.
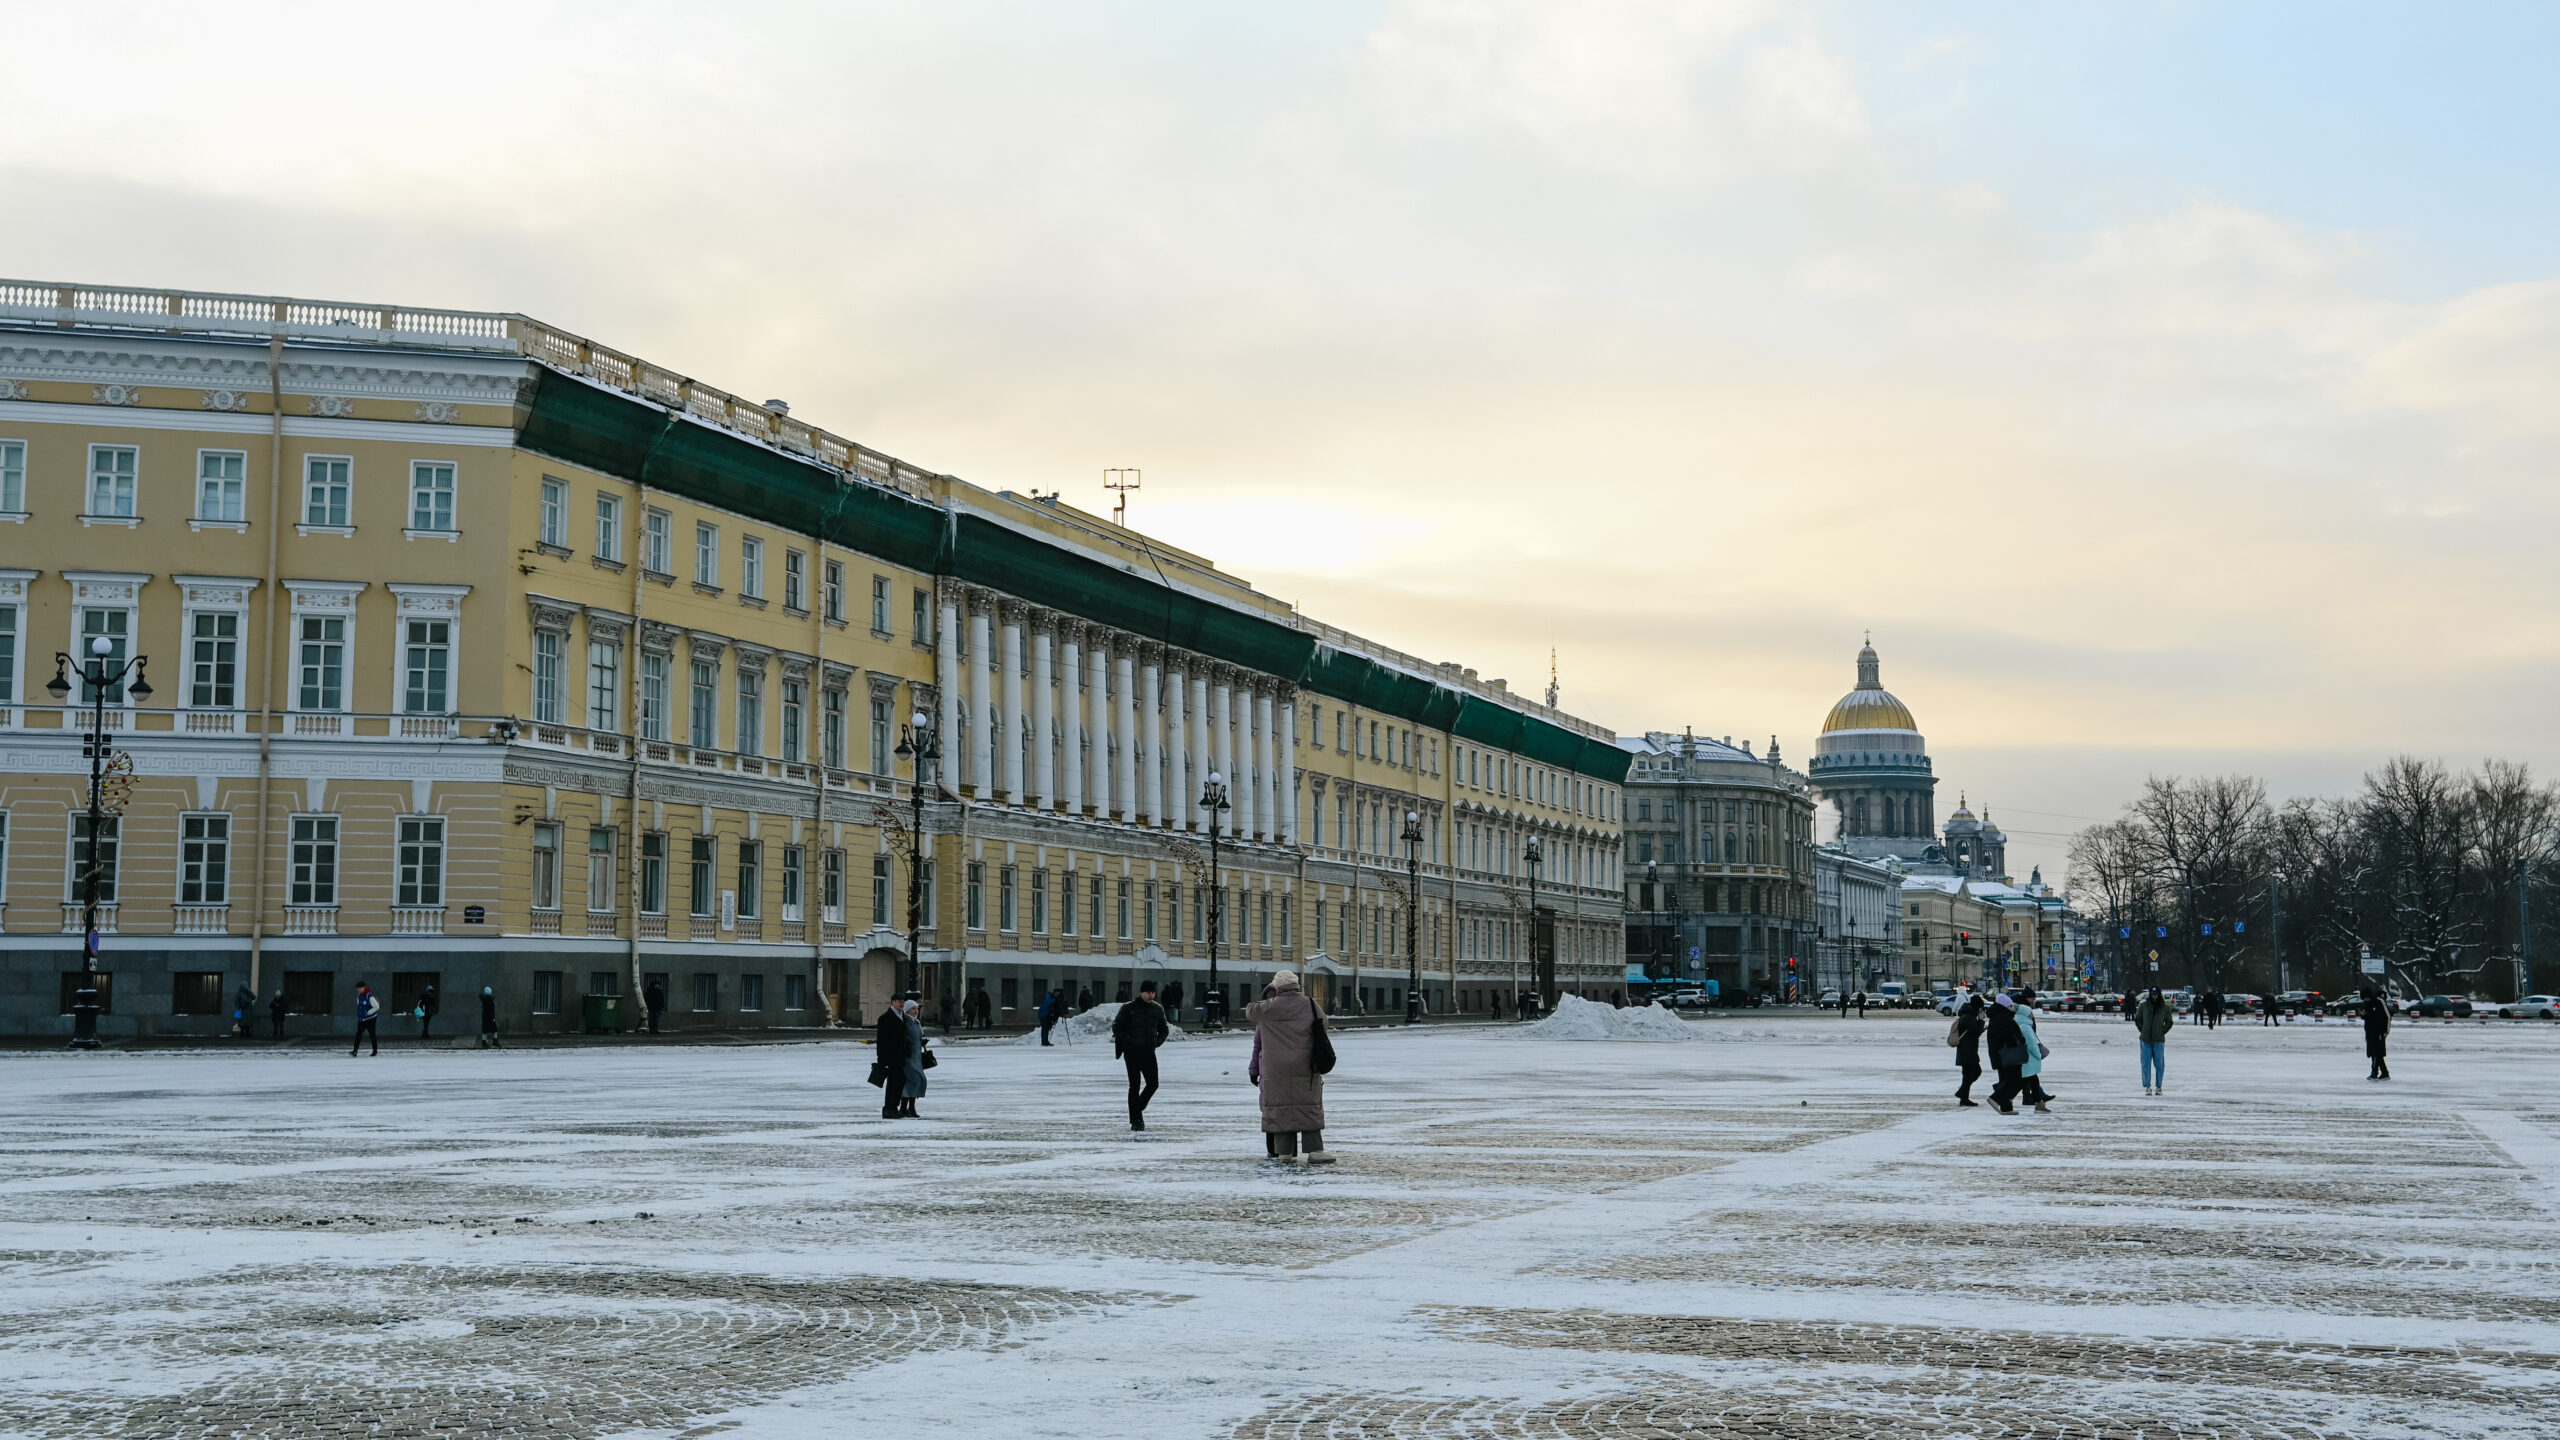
[1545, 648, 1558, 708]
[1103, 468, 1141, 526]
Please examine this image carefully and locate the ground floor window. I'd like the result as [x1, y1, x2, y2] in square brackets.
[282, 970, 332, 1015]
[740, 974, 766, 1012]
[784, 973, 808, 1011]
[58, 971, 113, 1014]
[533, 971, 563, 1014]
[691, 972, 718, 1012]
[171, 971, 224, 1016]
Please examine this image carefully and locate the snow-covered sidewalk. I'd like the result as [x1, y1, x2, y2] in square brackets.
[3, 1014, 2557, 1438]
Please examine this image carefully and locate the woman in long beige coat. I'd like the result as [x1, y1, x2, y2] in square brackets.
[1247, 971, 1332, 1164]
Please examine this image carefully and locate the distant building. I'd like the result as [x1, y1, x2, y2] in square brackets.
[1808, 642, 1938, 863]
[1618, 729, 1815, 998]
[1813, 846, 1900, 993]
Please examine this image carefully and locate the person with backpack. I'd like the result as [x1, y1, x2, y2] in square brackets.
[1948, 994, 1986, 1106]
[1113, 979, 1172, 1131]
[350, 982, 381, 1057]
[1247, 970, 1333, 1163]
[2133, 986, 2175, 1095]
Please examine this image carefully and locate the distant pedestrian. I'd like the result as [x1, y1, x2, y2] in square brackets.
[2134, 986, 2174, 1096]
[234, 983, 256, 1039]
[2204, 990, 2222, 1030]
[478, 986, 501, 1048]
[1855, 990, 1868, 1018]
[269, 989, 288, 1040]
[2120, 990, 2138, 1021]
[1037, 988, 1062, 1045]
[1076, 985, 1095, 1014]
[417, 984, 439, 1041]
[1247, 970, 1332, 1163]
[1986, 994, 2027, 1114]
[644, 979, 667, 1036]
[874, 994, 928, 1117]
[1949, 994, 1986, 1106]
[351, 982, 381, 1057]
[2016, 989, 2053, 1113]
[899, 998, 929, 1116]
[1114, 980, 1171, 1131]
[2362, 987, 2392, 1080]
[2261, 992, 2279, 1026]
[1838, 989, 1851, 1017]
[1166, 981, 1185, 1019]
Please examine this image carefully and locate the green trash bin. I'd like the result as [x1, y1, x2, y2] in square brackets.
[582, 993, 624, 1035]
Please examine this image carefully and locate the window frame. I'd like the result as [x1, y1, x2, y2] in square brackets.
[531, 627, 565, 724]
[587, 635, 621, 731]
[740, 535, 764, 599]
[195, 448, 248, 524]
[0, 437, 24, 514]
[693, 522, 720, 587]
[530, 820, 561, 911]
[288, 814, 338, 908]
[782, 548, 806, 612]
[594, 492, 622, 561]
[178, 812, 231, 906]
[87, 443, 138, 519]
[395, 815, 446, 909]
[642, 508, 673, 575]
[587, 826, 617, 913]
[537, 476, 567, 548]
[185, 603, 244, 711]
[407, 459, 458, 535]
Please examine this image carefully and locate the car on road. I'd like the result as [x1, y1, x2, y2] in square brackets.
[1871, 982, 1911, 1008]
[1665, 989, 1711, 1010]
[2411, 994, 2473, 1019]
[1818, 989, 1842, 1007]
[2499, 995, 2560, 1019]
[2268, 990, 2323, 1017]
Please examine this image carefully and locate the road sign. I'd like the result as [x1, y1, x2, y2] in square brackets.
[2233, 922, 2246, 934]
[2119, 927, 2131, 938]
[2155, 926, 2167, 938]
[2360, 952, 2384, 975]
[2147, 950, 2158, 961]
[2201, 924, 2214, 936]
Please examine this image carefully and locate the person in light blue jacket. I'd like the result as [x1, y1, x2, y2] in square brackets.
[2014, 988, 2053, 1113]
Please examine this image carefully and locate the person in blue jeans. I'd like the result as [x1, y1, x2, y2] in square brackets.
[2132, 986, 2174, 1095]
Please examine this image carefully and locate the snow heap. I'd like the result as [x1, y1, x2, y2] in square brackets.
[1010, 1001, 1194, 1047]
[1518, 993, 1704, 1042]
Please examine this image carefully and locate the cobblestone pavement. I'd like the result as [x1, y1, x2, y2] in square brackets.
[5, 1013, 2558, 1438]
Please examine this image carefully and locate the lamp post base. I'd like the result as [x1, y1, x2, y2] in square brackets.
[68, 988, 102, 1050]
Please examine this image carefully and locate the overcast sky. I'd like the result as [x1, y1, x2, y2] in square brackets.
[7, 1, 2556, 880]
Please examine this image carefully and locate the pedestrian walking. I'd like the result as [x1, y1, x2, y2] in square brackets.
[1113, 979, 1171, 1131]
[1246, 970, 1333, 1163]
[350, 982, 381, 1057]
[1949, 994, 1986, 1106]
[2362, 987, 2392, 1080]
[1986, 993, 2027, 1114]
[2016, 989, 2054, 1112]
[1837, 989, 1851, 1017]
[417, 983, 439, 1041]
[643, 978, 667, 1036]
[2204, 990, 2222, 1030]
[873, 993, 929, 1118]
[1855, 989, 1868, 1018]
[1165, 981, 1185, 1020]
[269, 988, 288, 1040]
[1037, 988, 1062, 1045]
[899, 997, 929, 1116]
[2261, 992, 2279, 1027]
[478, 986, 501, 1048]
[2134, 986, 2174, 1095]
[234, 983, 256, 1039]
[1076, 985, 1095, 1014]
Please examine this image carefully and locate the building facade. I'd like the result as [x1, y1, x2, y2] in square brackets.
[1807, 642, 1938, 863]
[0, 279, 1626, 1039]
[1811, 845, 1899, 994]
[1617, 730, 1816, 999]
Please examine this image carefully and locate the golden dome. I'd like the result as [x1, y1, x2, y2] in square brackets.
[1820, 641, 1920, 734]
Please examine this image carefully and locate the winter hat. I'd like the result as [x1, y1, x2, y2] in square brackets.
[1270, 970, 1301, 992]
[483, 986, 494, 997]
[1995, 993, 2015, 1009]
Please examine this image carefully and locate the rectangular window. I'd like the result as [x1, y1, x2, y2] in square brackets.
[1279, 893, 1291, 948]
[869, 698, 891, 774]
[193, 450, 247, 522]
[0, 439, 23, 512]
[171, 971, 224, 1016]
[297, 615, 345, 711]
[588, 639, 621, 731]
[409, 461, 456, 531]
[594, 493, 622, 560]
[735, 669, 763, 756]
[823, 848, 845, 923]
[587, 827, 616, 913]
[302, 455, 351, 526]
[690, 837, 715, 916]
[643, 509, 672, 574]
[740, 974, 765, 1012]
[180, 813, 230, 905]
[189, 611, 239, 708]
[290, 816, 337, 906]
[870, 575, 889, 632]
[872, 854, 891, 925]
[999, 866, 1018, 932]
[532, 629, 564, 723]
[396, 817, 445, 908]
[825, 560, 846, 623]
[70, 814, 118, 904]
[78, 608, 129, 703]
[0, 599, 11, 709]
[740, 536, 764, 598]
[533, 971, 563, 1014]
[912, 587, 929, 643]
[783, 549, 805, 611]
[89, 444, 137, 517]
[780, 679, 804, 764]
[822, 688, 846, 769]
[689, 660, 718, 748]
[639, 652, 669, 741]
[786, 973, 809, 1011]
[694, 523, 719, 586]
[640, 833, 667, 914]
[692, 973, 718, 1012]
[403, 619, 450, 714]
[1089, 874, 1106, 938]
[1059, 871, 1076, 935]
[966, 861, 985, 930]
[531, 822, 560, 910]
[1117, 878, 1132, 940]
[538, 477, 566, 547]
[782, 844, 804, 918]
[737, 841, 761, 919]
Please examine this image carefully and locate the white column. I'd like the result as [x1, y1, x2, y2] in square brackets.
[1000, 607, 1024, 806]
[1087, 639, 1111, 816]
[1279, 692, 1298, 847]
[969, 599, 993, 795]
[1213, 677, 1236, 839]
[1189, 672, 1210, 831]
[1059, 627, 1083, 814]
[1141, 653, 1164, 827]
[1114, 651, 1137, 823]
[1166, 663, 1189, 827]
[1237, 688, 1261, 840]
[1255, 690, 1277, 842]
[1031, 624, 1055, 809]
[935, 588, 961, 789]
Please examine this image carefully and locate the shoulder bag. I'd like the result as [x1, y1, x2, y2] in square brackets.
[1309, 1004, 1337, 1076]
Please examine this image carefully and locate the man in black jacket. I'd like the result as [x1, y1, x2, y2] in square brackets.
[1985, 995, 2028, 1114]
[875, 995, 915, 1119]
[1112, 980, 1171, 1131]
[1950, 994, 1987, 1107]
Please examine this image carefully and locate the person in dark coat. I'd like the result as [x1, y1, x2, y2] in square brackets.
[1855, 989, 1868, 1018]
[417, 984, 439, 1041]
[644, 979, 667, 1036]
[269, 988, 289, 1040]
[1984, 993, 2027, 1114]
[1037, 988, 1062, 1045]
[1114, 980, 1172, 1131]
[1165, 981, 1185, 1021]
[234, 983, 256, 1039]
[350, 982, 381, 1057]
[2362, 987, 2392, 1080]
[1950, 994, 1986, 1106]
[1837, 989, 1851, 1017]
[478, 986, 501, 1048]
[1075, 985, 1095, 1014]
[2134, 986, 2175, 1095]
[875, 994, 916, 1118]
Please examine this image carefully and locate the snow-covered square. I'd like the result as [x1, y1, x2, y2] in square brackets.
[6, 1009, 2559, 1438]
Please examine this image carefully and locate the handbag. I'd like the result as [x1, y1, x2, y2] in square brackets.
[1309, 1007, 1337, 1076]
[1945, 1020, 1960, 1048]
[865, 1061, 886, 1087]
[920, 1046, 938, 1070]
[1993, 1044, 2027, 1069]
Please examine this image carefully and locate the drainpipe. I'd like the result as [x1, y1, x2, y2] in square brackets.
[246, 330, 285, 996]
[810, 534, 829, 1024]
[627, 411, 677, 1008]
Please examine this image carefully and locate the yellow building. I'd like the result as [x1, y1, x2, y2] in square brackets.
[0, 279, 1626, 1038]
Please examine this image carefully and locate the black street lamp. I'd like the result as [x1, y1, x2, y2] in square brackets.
[1402, 810, 1424, 1023]
[1199, 772, 1231, 1029]
[892, 709, 938, 1003]
[1524, 834, 1546, 1010]
[50, 636, 150, 1051]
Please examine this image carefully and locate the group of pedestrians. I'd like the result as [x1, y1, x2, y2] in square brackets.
[1952, 981, 2402, 1105]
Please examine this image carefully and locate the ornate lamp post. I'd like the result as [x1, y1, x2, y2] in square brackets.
[49, 636, 151, 1051]
[891, 709, 939, 1001]
[1402, 810, 1424, 1023]
[1524, 834, 1546, 1009]
[1199, 772, 1232, 1028]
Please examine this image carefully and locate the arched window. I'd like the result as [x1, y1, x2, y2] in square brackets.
[1851, 796, 1867, 834]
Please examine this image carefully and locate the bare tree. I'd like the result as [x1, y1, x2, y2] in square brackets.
[2124, 775, 2273, 992]
[2359, 756, 2486, 995]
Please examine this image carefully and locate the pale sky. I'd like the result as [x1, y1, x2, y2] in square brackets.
[7, 2, 2557, 881]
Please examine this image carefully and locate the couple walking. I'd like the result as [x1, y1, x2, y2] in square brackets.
[1101, 971, 1334, 1161]
[1947, 991, 2054, 1113]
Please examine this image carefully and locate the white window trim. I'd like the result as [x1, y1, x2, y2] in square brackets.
[0, 568, 33, 723]
[175, 575, 260, 712]
[192, 447, 250, 532]
[594, 491, 624, 562]
[0, 436, 27, 519]
[299, 453, 356, 536]
[405, 458, 460, 540]
[395, 813, 448, 911]
[288, 812, 341, 910]
[740, 535, 765, 600]
[84, 443, 140, 524]
[62, 571, 148, 711]
[388, 584, 470, 717]
[537, 476, 569, 551]
[285, 580, 367, 714]
[529, 820, 562, 912]
[178, 809, 234, 908]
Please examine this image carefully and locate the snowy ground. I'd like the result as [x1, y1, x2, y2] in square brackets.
[5, 1010, 2559, 1439]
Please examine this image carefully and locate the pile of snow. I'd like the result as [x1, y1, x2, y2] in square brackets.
[1010, 1001, 1194, 1047]
[1519, 994, 1704, 1042]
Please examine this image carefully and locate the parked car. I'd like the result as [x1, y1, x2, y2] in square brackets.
[2267, 990, 2323, 1017]
[1666, 989, 1711, 1011]
[2499, 995, 2560, 1019]
[2412, 994, 2473, 1019]
[1818, 989, 1842, 1006]
[1872, 982, 1910, 1008]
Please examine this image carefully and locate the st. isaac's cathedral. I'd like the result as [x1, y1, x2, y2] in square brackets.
[1807, 641, 2007, 881]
